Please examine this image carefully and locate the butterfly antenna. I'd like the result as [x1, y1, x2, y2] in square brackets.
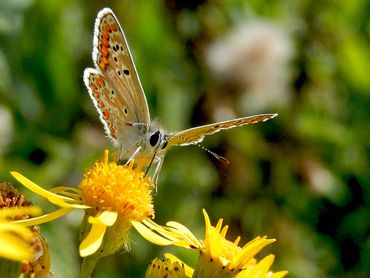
[168, 134, 230, 165]
[130, 122, 151, 128]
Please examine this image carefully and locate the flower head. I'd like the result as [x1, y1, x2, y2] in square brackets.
[0, 182, 41, 262]
[0, 182, 50, 278]
[136, 209, 288, 278]
[80, 153, 154, 222]
[10, 150, 154, 259]
[145, 257, 187, 278]
[78, 153, 154, 260]
[0, 206, 39, 262]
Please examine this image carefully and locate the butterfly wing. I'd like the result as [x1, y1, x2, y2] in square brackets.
[167, 114, 278, 146]
[84, 8, 150, 144]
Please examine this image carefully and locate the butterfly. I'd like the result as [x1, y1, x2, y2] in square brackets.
[84, 8, 277, 183]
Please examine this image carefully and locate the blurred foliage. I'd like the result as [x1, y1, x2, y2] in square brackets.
[0, 0, 369, 277]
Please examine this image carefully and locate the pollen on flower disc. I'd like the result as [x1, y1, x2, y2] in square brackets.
[79, 159, 154, 222]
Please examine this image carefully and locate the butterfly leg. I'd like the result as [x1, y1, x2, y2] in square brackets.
[124, 146, 142, 166]
[152, 156, 164, 185]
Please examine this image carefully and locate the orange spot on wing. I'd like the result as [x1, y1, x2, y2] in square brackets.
[98, 101, 105, 108]
[96, 76, 105, 87]
[110, 23, 118, 32]
[103, 25, 111, 38]
[93, 90, 100, 98]
[108, 122, 117, 139]
[103, 110, 110, 120]
[101, 37, 110, 48]
[99, 56, 109, 71]
[99, 60, 106, 70]
[101, 45, 108, 57]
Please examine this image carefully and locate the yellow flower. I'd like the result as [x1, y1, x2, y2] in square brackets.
[0, 182, 51, 277]
[10, 150, 155, 276]
[0, 182, 42, 263]
[145, 257, 188, 278]
[0, 206, 40, 262]
[135, 210, 288, 278]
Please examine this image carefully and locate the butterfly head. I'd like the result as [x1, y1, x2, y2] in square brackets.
[149, 130, 168, 150]
[129, 122, 169, 159]
[133, 125, 169, 184]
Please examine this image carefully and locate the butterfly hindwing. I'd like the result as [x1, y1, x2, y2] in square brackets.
[91, 8, 150, 129]
[167, 114, 278, 146]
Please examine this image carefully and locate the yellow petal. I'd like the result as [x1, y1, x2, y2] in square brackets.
[144, 219, 199, 248]
[238, 254, 275, 277]
[234, 236, 241, 246]
[202, 209, 211, 239]
[0, 233, 32, 261]
[88, 211, 117, 226]
[220, 225, 229, 238]
[0, 206, 41, 219]
[11, 171, 75, 206]
[132, 221, 175, 246]
[79, 211, 118, 257]
[0, 221, 33, 239]
[215, 218, 224, 233]
[49, 190, 83, 201]
[79, 222, 107, 257]
[166, 221, 201, 247]
[133, 219, 201, 249]
[255, 254, 275, 274]
[14, 208, 74, 226]
[272, 271, 289, 278]
[231, 237, 275, 268]
[208, 226, 222, 258]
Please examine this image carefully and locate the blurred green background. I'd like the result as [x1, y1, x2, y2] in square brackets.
[0, 0, 369, 277]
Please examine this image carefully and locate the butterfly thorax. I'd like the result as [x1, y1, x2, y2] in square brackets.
[117, 121, 168, 164]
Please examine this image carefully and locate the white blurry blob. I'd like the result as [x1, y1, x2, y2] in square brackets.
[0, 0, 34, 35]
[206, 21, 293, 112]
[0, 105, 13, 154]
[303, 158, 348, 204]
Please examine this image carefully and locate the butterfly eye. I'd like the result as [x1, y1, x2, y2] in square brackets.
[149, 131, 161, 147]
[161, 140, 168, 150]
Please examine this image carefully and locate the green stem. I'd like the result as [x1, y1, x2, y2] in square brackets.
[78, 254, 100, 278]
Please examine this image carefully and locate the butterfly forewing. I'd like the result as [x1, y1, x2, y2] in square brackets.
[87, 8, 150, 139]
[167, 114, 278, 146]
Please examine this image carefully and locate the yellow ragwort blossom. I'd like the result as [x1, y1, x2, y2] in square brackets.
[135, 210, 288, 278]
[0, 206, 40, 262]
[10, 150, 154, 260]
[145, 257, 188, 278]
[0, 182, 50, 277]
